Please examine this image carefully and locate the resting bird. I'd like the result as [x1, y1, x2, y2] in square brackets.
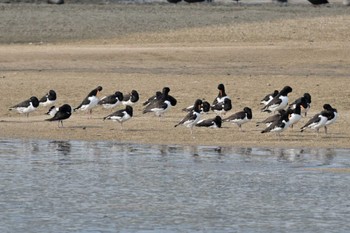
[287, 102, 303, 129]
[103, 105, 133, 130]
[300, 108, 333, 135]
[9, 96, 39, 117]
[261, 110, 290, 137]
[74, 86, 103, 117]
[143, 91, 162, 106]
[196, 116, 222, 128]
[98, 91, 124, 109]
[45, 104, 72, 128]
[260, 90, 279, 106]
[183, 100, 210, 114]
[256, 109, 286, 128]
[223, 107, 252, 131]
[174, 99, 202, 135]
[46, 106, 59, 117]
[212, 83, 231, 106]
[39, 90, 57, 107]
[211, 98, 232, 116]
[261, 86, 292, 113]
[323, 104, 338, 134]
[289, 93, 311, 117]
[122, 90, 139, 106]
[143, 87, 177, 117]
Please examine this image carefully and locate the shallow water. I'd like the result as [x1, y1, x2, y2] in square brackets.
[0, 139, 349, 233]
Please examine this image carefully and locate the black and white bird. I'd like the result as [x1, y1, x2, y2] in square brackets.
[212, 83, 231, 106]
[45, 104, 72, 128]
[74, 86, 103, 116]
[143, 87, 177, 117]
[196, 116, 222, 128]
[289, 93, 312, 117]
[46, 105, 59, 117]
[103, 105, 133, 130]
[98, 91, 124, 109]
[261, 86, 293, 113]
[211, 98, 232, 116]
[300, 108, 332, 135]
[223, 107, 252, 131]
[260, 90, 279, 106]
[174, 99, 202, 134]
[143, 91, 162, 106]
[9, 96, 39, 117]
[256, 109, 286, 128]
[183, 100, 210, 114]
[261, 110, 290, 136]
[287, 102, 303, 129]
[323, 104, 338, 134]
[122, 90, 139, 106]
[39, 90, 57, 107]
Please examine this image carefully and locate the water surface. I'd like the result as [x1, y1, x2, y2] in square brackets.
[0, 139, 349, 233]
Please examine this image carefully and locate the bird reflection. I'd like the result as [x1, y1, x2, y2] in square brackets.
[50, 140, 72, 156]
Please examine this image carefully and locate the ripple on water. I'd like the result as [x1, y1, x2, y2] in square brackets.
[0, 139, 349, 233]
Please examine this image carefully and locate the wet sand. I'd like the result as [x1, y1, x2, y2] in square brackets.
[0, 2, 349, 148]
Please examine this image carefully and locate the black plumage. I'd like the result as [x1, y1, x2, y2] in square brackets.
[196, 116, 222, 128]
[122, 90, 139, 106]
[98, 91, 124, 109]
[45, 104, 72, 127]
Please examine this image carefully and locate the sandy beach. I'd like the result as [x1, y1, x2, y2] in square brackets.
[1, 2, 349, 148]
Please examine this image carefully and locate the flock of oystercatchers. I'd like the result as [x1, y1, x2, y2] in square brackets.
[8, 83, 338, 137]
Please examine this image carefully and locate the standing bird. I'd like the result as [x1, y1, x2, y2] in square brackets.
[287, 102, 303, 129]
[143, 87, 177, 117]
[212, 83, 230, 106]
[323, 104, 338, 134]
[46, 105, 59, 117]
[103, 105, 133, 130]
[261, 110, 290, 137]
[256, 109, 286, 128]
[74, 86, 103, 117]
[260, 90, 279, 106]
[300, 108, 332, 135]
[183, 100, 210, 114]
[289, 93, 312, 117]
[45, 104, 72, 128]
[196, 116, 222, 128]
[143, 91, 162, 106]
[174, 99, 203, 135]
[9, 96, 39, 117]
[223, 107, 252, 131]
[39, 90, 57, 107]
[98, 91, 124, 109]
[211, 98, 232, 116]
[122, 90, 139, 106]
[261, 86, 293, 113]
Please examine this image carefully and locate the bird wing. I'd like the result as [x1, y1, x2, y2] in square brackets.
[224, 111, 245, 121]
[262, 97, 282, 112]
[99, 95, 117, 105]
[196, 118, 214, 127]
[10, 98, 31, 108]
[143, 100, 167, 113]
[46, 110, 71, 122]
[39, 93, 49, 102]
[175, 111, 196, 127]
